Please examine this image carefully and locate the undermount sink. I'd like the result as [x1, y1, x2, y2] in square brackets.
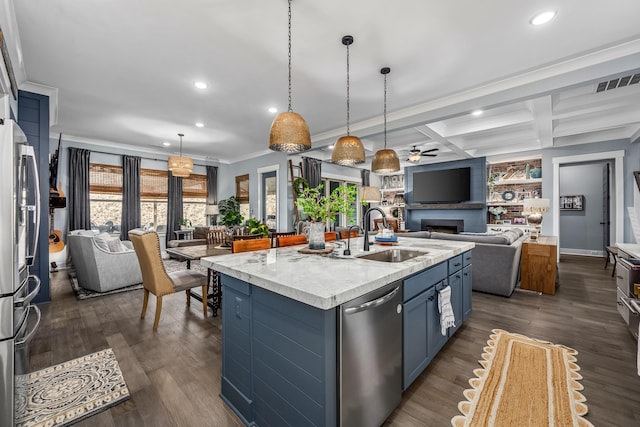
[357, 249, 426, 263]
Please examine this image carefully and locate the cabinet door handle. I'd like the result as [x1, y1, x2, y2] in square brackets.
[456, 274, 461, 279]
[454, 263, 462, 267]
[428, 295, 435, 302]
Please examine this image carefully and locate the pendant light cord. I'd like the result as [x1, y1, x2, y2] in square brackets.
[178, 133, 184, 157]
[287, 0, 292, 112]
[383, 72, 387, 149]
[346, 42, 351, 136]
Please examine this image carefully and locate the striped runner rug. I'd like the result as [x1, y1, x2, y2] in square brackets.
[452, 329, 593, 427]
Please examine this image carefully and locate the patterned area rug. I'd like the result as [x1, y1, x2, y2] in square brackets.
[15, 348, 130, 427]
[452, 329, 593, 427]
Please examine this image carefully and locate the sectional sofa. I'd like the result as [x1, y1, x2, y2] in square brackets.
[404, 228, 528, 296]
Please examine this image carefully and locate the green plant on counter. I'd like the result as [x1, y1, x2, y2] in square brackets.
[246, 217, 269, 237]
[295, 184, 357, 223]
[218, 196, 244, 226]
[179, 218, 192, 227]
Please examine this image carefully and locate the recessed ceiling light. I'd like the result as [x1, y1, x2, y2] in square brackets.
[163, 141, 171, 146]
[195, 122, 204, 128]
[268, 107, 278, 114]
[472, 110, 483, 116]
[530, 10, 556, 26]
[194, 81, 208, 89]
[327, 144, 335, 150]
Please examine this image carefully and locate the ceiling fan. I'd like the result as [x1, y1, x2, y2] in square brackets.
[407, 145, 438, 162]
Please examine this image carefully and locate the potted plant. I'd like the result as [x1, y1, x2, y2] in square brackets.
[296, 184, 357, 249]
[179, 218, 192, 230]
[246, 217, 269, 237]
[218, 196, 244, 227]
[488, 206, 507, 221]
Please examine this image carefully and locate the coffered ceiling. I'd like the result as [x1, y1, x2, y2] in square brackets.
[11, 0, 640, 167]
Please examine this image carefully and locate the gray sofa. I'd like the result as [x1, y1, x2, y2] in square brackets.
[167, 226, 209, 248]
[68, 230, 143, 292]
[404, 228, 528, 297]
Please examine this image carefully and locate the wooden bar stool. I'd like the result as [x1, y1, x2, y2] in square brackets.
[604, 246, 618, 278]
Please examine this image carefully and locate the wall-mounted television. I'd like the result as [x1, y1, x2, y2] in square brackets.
[412, 167, 471, 203]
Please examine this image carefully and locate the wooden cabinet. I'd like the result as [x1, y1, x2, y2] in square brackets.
[521, 236, 557, 294]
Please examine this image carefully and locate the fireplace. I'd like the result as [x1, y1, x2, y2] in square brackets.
[421, 219, 464, 234]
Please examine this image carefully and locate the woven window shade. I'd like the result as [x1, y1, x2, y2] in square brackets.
[90, 164, 206, 199]
[183, 174, 207, 198]
[141, 169, 168, 199]
[90, 164, 122, 194]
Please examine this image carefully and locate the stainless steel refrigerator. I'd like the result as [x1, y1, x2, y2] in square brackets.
[0, 118, 42, 426]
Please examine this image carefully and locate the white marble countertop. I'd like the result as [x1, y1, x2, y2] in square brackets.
[200, 237, 474, 310]
[616, 243, 640, 259]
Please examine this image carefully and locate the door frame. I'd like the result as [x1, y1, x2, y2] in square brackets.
[552, 150, 624, 258]
[257, 164, 280, 230]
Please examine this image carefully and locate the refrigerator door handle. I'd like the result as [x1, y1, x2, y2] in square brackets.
[15, 304, 42, 347]
[14, 275, 41, 307]
[22, 145, 40, 266]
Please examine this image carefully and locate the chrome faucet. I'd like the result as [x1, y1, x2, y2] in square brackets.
[343, 225, 363, 256]
[363, 207, 388, 251]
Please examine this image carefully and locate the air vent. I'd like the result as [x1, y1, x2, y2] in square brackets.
[595, 73, 640, 93]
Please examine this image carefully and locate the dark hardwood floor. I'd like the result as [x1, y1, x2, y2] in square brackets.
[31, 255, 639, 426]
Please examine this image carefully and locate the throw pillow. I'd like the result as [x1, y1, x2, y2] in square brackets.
[106, 237, 128, 253]
[93, 237, 110, 252]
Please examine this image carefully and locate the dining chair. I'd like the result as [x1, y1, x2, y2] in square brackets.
[339, 229, 360, 239]
[276, 234, 308, 247]
[128, 229, 209, 330]
[324, 231, 338, 242]
[232, 238, 271, 253]
[270, 231, 295, 248]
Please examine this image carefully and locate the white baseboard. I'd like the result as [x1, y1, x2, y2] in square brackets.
[559, 248, 605, 257]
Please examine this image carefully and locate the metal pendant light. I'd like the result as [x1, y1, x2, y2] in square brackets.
[371, 67, 400, 174]
[269, 0, 311, 153]
[331, 35, 365, 166]
[168, 133, 193, 177]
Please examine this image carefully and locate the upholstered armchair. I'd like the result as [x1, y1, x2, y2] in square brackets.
[67, 230, 143, 292]
[129, 229, 209, 330]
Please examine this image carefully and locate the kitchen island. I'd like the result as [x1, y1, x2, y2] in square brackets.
[201, 236, 474, 427]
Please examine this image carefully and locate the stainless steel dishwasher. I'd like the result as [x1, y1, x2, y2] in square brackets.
[339, 281, 403, 427]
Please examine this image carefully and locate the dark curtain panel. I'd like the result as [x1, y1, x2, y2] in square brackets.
[166, 171, 183, 247]
[120, 155, 141, 240]
[206, 165, 218, 205]
[361, 169, 371, 186]
[303, 157, 322, 188]
[68, 148, 92, 231]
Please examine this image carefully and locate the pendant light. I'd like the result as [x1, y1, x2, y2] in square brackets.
[331, 35, 365, 166]
[168, 133, 193, 177]
[269, 0, 311, 153]
[372, 67, 400, 173]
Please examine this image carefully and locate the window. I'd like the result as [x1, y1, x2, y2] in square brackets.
[321, 178, 361, 228]
[89, 163, 208, 233]
[89, 164, 122, 233]
[236, 174, 250, 221]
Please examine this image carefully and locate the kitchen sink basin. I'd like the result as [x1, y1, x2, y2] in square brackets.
[357, 249, 426, 263]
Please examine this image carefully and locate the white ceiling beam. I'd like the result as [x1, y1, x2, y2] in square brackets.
[416, 125, 473, 159]
[553, 83, 640, 115]
[554, 127, 636, 146]
[436, 110, 533, 138]
[554, 110, 640, 137]
[528, 97, 553, 148]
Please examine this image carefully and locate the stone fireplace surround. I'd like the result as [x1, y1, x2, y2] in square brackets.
[421, 219, 464, 234]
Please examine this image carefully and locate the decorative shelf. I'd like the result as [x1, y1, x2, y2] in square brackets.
[493, 178, 542, 185]
[381, 188, 404, 193]
[407, 203, 484, 210]
[487, 202, 524, 207]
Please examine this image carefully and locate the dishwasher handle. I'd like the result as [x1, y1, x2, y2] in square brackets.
[344, 286, 400, 315]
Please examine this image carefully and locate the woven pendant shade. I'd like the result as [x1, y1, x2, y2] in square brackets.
[372, 67, 400, 174]
[167, 133, 193, 177]
[269, 112, 312, 152]
[269, 0, 311, 153]
[360, 186, 381, 203]
[371, 149, 400, 174]
[332, 135, 365, 165]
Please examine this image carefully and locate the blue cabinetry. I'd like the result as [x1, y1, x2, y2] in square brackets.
[403, 250, 472, 390]
[220, 275, 337, 427]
